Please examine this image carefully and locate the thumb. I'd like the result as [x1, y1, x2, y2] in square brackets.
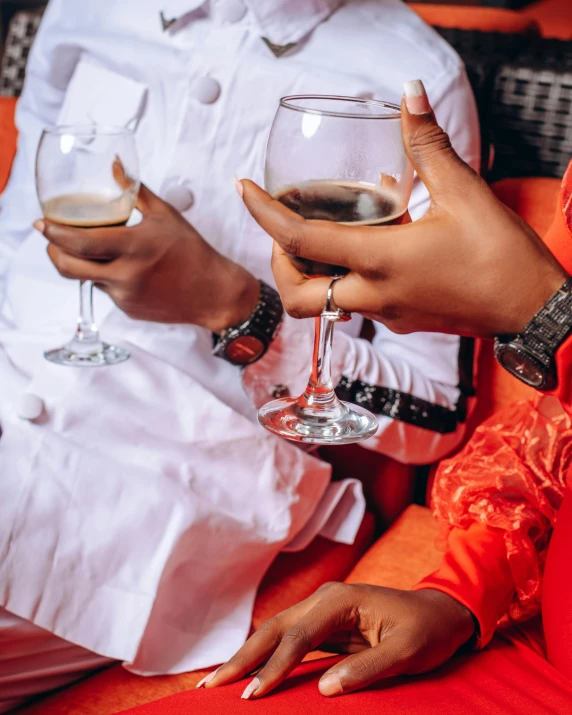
[401, 80, 476, 200]
[318, 633, 413, 697]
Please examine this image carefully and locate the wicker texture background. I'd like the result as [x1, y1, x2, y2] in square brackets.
[0, 8, 44, 97]
[435, 28, 572, 178]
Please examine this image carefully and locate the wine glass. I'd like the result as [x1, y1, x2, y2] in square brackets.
[259, 95, 414, 445]
[36, 125, 140, 367]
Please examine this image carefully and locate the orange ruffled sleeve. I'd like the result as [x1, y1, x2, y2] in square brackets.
[416, 398, 572, 646]
[416, 162, 572, 648]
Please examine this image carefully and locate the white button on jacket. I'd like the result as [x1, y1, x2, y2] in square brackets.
[0, 0, 480, 677]
[163, 184, 195, 211]
[192, 75, 221, 104]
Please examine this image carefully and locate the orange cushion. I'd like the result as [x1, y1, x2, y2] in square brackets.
[346, 505, 441, 590]
[409, 4, 540, 34]
[0, 96, 18, 193]
[16, 514, 375, 715]
[523, 0, 572, 40]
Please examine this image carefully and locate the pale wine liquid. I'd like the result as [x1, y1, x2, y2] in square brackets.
[42, 192, 133, 228]
[274, 180, 405, 276]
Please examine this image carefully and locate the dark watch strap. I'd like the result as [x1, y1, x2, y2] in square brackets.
[212, 281, 283, 365]
[517, 277, 572, 369]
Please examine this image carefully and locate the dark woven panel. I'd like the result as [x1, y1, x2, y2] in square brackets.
[491, 66, 572, 179]
[434, 29, 572, 179]
[434, 28, 530, 174]
[0, 7, 45, 97]
[490, 40, 572, 179]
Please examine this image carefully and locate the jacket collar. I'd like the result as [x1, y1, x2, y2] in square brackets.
[161, 0, 344, 45]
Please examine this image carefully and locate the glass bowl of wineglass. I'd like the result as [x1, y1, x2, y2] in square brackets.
[36, 124, 140, 367]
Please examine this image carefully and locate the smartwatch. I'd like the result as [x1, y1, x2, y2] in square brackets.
[213, 281, 283, 366]
[494, 277, 572, 391]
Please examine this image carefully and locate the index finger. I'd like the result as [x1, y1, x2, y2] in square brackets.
[40, 220, 133, 261]
[241, 598, 356, 699]
[204, 596, 320, 691]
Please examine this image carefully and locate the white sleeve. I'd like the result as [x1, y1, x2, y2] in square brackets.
[243, 65, 480, 465]
[0, 0, 76, 313]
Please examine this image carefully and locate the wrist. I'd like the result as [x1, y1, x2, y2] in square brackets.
[421, 588, 477, 647]
[511, 265, 569, 335]
[205, 265, 260, 334]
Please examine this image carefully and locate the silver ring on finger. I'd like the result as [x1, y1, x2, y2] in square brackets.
[323, 275, 351, 322]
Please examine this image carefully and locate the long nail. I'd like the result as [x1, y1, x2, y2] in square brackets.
[33, 219, 46, 233]
[319, 673, 343, 697]
[404, 79, 431, 115]
[241, 676, 260, 700]
[234, 174, 244, 199]
[196, 667, 220, 689]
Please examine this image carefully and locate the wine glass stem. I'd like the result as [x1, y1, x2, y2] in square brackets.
[300, 312, 340, 408]
[76, 280, 100, 344]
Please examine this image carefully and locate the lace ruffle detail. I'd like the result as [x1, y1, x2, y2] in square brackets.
[432, 396, 572, 625]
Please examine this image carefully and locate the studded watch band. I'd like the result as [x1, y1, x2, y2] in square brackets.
[517, 277, 572, 369]
[212, 281, 283, 364]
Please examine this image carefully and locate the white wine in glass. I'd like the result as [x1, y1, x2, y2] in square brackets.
[36, 125, 140, 367]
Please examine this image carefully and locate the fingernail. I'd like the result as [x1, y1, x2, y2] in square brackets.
[196, 667, 219, 689]
[319, 673, 343, 697]
[33, 219, 45, 233]
[404, 79, 431, 115]
[234, 174, 244, 199]
[241, 677, 260, 700]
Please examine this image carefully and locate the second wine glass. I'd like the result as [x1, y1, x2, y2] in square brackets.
[36, 125, 140, 367]
[259, 95, 414, 445]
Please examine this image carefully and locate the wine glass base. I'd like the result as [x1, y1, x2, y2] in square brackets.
[44, 342, 130, 367]
[258, 396, 378, 445]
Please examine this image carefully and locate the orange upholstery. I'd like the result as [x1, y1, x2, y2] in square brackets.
[346, 505, 441, 590]
[0, 97, 18, 193]
[523, 0, 572, 39]
[15, 514, 376, 715]
[409, 4, 540, 34]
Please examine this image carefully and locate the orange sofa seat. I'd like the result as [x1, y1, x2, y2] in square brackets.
[0, 97, 18, 193]
[523, 0, 572, 40]
[409, 4, 540, 34]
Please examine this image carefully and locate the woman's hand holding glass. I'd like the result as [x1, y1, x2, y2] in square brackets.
[236, 82, 568, 341]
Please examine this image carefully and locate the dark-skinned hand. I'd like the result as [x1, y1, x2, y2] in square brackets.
[200, 582, 474, 699]
[35, 183, 259, 333]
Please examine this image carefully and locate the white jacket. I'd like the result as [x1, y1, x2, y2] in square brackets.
[0, 0, 480, 675]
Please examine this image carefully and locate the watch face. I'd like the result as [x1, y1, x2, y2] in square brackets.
[496, 342, 548, 388]
[225, 335, 266, 365]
